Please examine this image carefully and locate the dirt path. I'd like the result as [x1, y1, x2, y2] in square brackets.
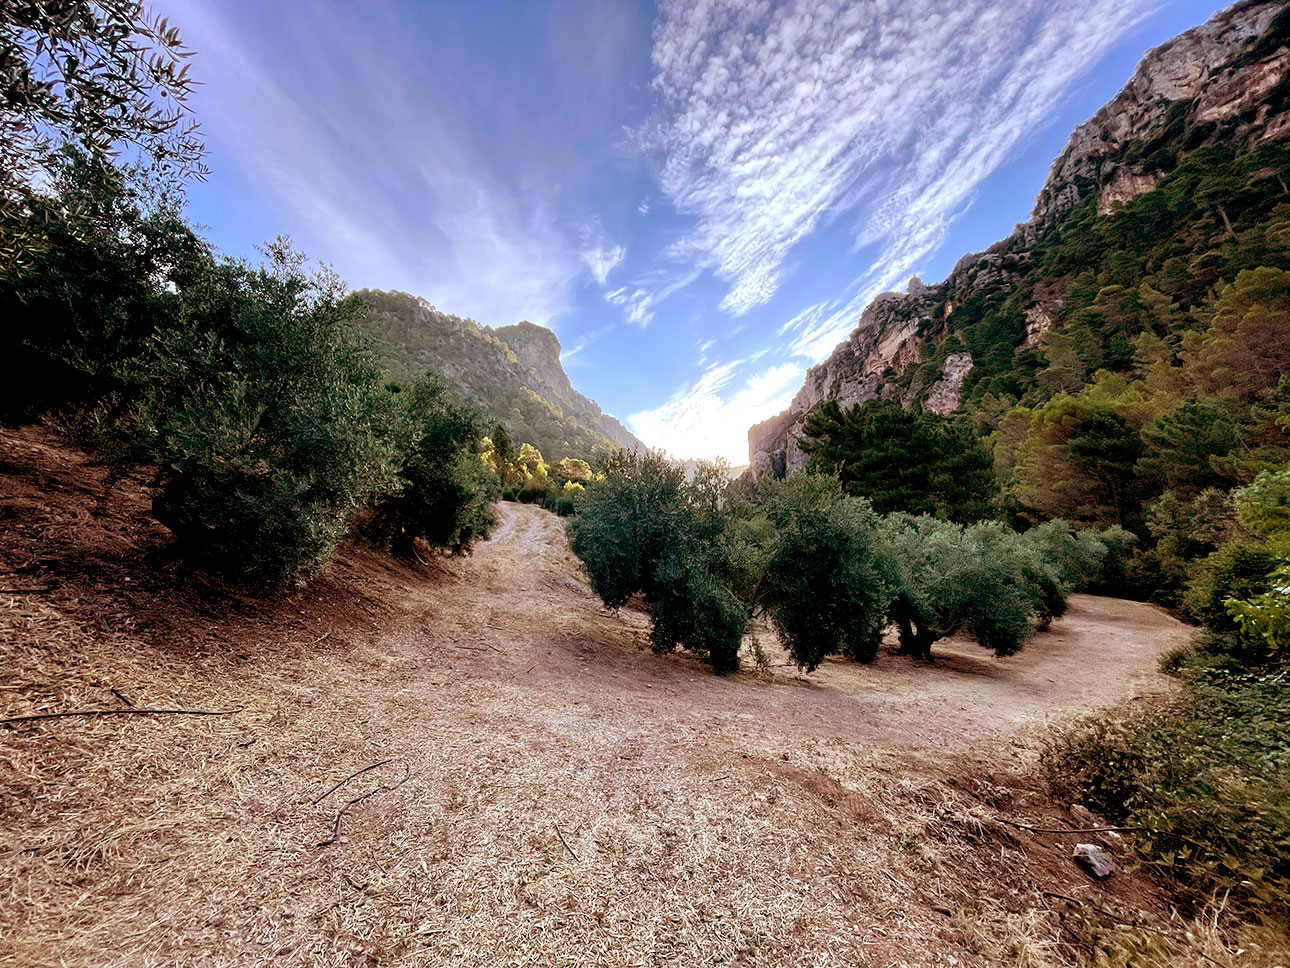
[0, 430, 1196, 968]
[388, 502, 1185, 755]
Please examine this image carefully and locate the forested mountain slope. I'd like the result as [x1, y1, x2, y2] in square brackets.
[355, 289, 642, 459]
[750, 0, 1290, 487]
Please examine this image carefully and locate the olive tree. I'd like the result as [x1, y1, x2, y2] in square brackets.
[568, 451, 748, 671]
[144, 241, 398, 582]
[757, 475, 892, 670]
[3, 1, 207, 263]
[880, 517, 1051, 659]
[368, 372, 498, 558]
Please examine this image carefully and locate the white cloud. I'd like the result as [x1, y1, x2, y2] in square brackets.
[647, 0, 1159, 323]
[777, 301, 828, 338]
[171, 0, 581, 328]
[579, 219, 626, 286]
[629, 360, 804, 462]
[605, 267, 702, 327]
[582, 242, 626, 285]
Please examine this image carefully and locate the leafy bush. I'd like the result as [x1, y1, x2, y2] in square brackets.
[1, 151, 205, 420]
[481, 437, 592, 515]
[568, 452, 748, 671]
[879, 517, 1052, 658]
[648, 545, 747, 673]
[1083, 525, 1137, 594]
[1045, 668, 1290, 915]
[959, 523, 1046, 656]
[758, 476, 891, 670]
[143, 243, 398, 582]
[368, 373, 498, 557]
[1226, 566, 1290, 661]
[1184, 540, 1277, 637]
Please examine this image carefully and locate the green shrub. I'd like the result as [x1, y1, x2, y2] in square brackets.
[369, 372, 498, 557]
[144, 243, 398, 582]
[1, 151, 205, 421]
[1073, 523, 1136, 595]
[1226, 564, 1290, 663]
[879, 517, 1048, 658]
[649, 544, 747, 673]
[962, 523, 1045, 656]
[759, 476, 891, 670]
[1184, 539, 1277, 635]
[1044, 669, 1290, 915]
[568, 452, 748, 671]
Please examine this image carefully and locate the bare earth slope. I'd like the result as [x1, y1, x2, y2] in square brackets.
[0, 426, 1197, 967]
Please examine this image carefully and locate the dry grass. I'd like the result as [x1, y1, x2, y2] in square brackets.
[0, 424, 1282, 967]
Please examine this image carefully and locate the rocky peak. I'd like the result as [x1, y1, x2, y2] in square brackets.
[1032, 0, 1288, 229]
[491, 320, 644, 453]
[492, 321, 576, 408]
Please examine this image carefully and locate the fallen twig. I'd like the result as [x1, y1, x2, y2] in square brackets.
[110, 689, 134, 707]
[524, 663, 537, 674]
[554, 823, 580, 862]
[0, 587, 54, 594]
[997, 817, 1138, 835]
[2, 706, 240, 725]
[317, 763, 412, 847]
[312, 758, 394, 804]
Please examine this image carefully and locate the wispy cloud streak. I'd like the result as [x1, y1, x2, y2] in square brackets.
[647, 0, 1158, 328]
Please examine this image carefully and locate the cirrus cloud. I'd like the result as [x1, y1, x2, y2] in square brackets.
[647, 0, 1160, 324]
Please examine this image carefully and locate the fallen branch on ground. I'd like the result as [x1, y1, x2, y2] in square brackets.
[2, 706, 241, 725]
[554, 823, 580, 862]
[996, 817, 1139, 835]
[312, 758, 394, 804]
[317, 764, 412, 847]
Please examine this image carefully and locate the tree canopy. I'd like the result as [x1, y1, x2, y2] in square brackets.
[2, 1, 206, 264]
[799, 399, 995, 521]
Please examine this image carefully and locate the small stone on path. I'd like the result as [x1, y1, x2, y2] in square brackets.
[1074, 843, 1116, 878]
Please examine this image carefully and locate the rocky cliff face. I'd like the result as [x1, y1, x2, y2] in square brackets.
[749, 0, 1290, 476]
[491, 321, 643, 451]
[354, 290, 643, 457]
[1032, 0, 1287, 229]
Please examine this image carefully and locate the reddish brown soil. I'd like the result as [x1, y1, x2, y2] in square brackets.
[0, 425, 1201, 967]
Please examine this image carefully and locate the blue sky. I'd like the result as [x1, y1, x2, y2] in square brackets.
[162, 0, 1224, 461]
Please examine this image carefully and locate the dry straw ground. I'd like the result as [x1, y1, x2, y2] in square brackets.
[0, 425, 1274, 967]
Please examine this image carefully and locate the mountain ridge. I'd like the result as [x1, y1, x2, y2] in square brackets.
[353, 289, 644, 459]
